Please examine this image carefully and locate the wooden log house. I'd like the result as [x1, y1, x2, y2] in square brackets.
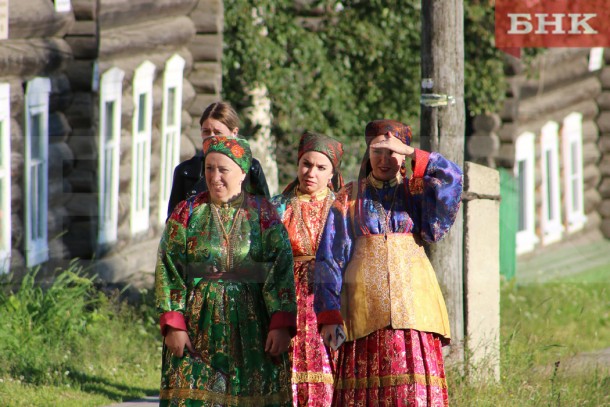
[467, 48, 610, 276]
[0, 0, 224, 285]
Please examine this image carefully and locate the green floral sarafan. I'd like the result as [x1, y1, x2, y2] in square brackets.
[155, 192, 297, 406]
[203, 136, 252, 173]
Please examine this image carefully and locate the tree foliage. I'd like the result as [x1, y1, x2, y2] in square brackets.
[223, 0, 516, 181]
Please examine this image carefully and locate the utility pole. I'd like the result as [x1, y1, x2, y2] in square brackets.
[420, 0, 465, 364]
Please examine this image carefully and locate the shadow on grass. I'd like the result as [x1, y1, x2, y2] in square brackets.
[67, 369, 158, 402]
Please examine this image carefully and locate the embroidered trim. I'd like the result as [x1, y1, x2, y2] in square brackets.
[335, 373, 447, 390]
[367, 173, 402, 189]
[292, 371, 335, 384]
[295, 186, 329, 202]
[160, 388, 292, 405]
[290, 187, 333, 255]
[408, 177, 424, 195]
[412, 149, 431, 179]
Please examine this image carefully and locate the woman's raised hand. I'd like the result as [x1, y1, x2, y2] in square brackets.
[370, 132, 415, 158]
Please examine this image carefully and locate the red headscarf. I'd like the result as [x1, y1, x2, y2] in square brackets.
[360, 119, 413, 179]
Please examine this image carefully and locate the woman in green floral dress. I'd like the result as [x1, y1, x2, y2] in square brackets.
[155, 136, 297, 406]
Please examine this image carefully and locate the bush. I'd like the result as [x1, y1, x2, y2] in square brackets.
[0, 261, 158, 388]
[222, 1, 522, 184]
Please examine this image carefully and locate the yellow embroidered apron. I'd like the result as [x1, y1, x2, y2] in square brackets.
[340, 233, 451, 342]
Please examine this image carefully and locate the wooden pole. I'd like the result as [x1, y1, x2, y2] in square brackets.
[420, 0, 465, 364]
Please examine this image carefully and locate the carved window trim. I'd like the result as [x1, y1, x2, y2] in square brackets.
[159, 54, 185, 224]
[0, 83, 10, 272]
[561, 112, 587, 233]
[540, 121, 563, 245]
[130, 61, 155, 235]
[515, 132, 539, 254]
[98, 67, 125, 245]
[24, 77, 51, 266]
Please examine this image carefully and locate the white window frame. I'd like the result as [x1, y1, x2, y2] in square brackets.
[130, 61, 155, 235]
[158, 55, 185, 224]
[515, 132, 539, 254]
[98, 67, 125, 245]
[24, 77, 51, 267]
[540, 121, 563, 245]
[54, 0, 71, 13]
[0, 83, 11, 272]
[561, 113, 587, 233]
[0, 0, 8, 40]
[588, 47, 604, 72]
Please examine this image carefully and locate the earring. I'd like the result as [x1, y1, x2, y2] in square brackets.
[400, 161, 407, 178]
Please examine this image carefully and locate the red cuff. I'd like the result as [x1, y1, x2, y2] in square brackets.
[411, 149, 431, 179]
[269, 311, 297, 337]
[159, 311, 187, 336]
[316, 310, 344, 326]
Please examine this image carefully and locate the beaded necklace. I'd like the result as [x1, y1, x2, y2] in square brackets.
[366, 174, 399, 240]
[210, 193, 245, 271]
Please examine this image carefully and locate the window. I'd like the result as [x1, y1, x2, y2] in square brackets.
[588, 47, 604, 71]
[130, 61, 155, 234]
[54, 0, 71, 13]
[0, 83, 10, 272]
[562, 113, 587, 232]
[24, 77, 51, 267]
[540, 121, 563, 245]
[515, 132, 538, 254]
[0, 0, 8, 40]
[98, 67, 125, 245]
[159, 55, 185, 223]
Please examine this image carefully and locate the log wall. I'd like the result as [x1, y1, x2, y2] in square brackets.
[2, 0, 210, 281]
[597, 49, 610, 238]
[2, 0, 75, 275]
[62, 0, 199, 273]
[185, 0, 224, 150]
[471, 48, 608, 256]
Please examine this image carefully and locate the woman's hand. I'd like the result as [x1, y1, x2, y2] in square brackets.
[265, 328, 291, 356]
[321, 324, 339, 348]
[165, 327, 194, 358]
[370, 132, 415, 158]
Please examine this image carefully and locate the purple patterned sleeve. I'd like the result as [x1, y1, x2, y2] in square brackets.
[409, 152, 463, 242]
[313, 191, 354, 316]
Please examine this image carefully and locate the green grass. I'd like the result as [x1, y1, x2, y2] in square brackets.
[556, 263, 610, 284]
[0, 263, 161, 406]
[1, 262, 609, 406]
[449, 280, 610, 406]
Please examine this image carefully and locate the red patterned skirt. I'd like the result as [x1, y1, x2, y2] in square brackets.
[291, 261, 335, 406]
[332, 328, 449, 406]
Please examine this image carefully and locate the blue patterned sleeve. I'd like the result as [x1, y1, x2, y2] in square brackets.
[408, 151, 463, 243]
[313, 187, 354, 323]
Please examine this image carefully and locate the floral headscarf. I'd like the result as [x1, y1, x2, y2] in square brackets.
[365, 119, 412, 146]
[202, 136, 252, 173]
[283, 131, 345, 193]
[298, 131, 344, 169]
[360, 119, 413, 179]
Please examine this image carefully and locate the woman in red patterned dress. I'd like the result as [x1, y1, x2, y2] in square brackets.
[271, 131, 344, 406]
